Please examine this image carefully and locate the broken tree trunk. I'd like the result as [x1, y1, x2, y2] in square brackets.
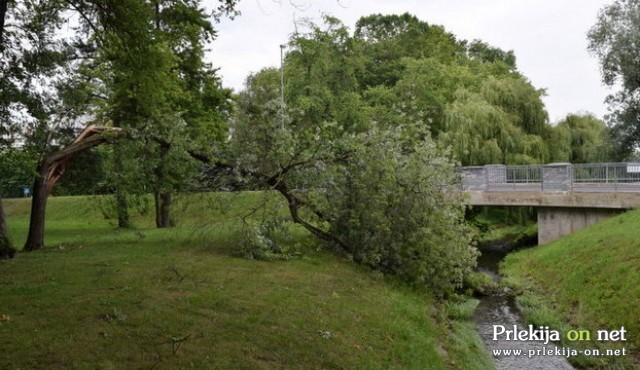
[23, 126, 123, 252]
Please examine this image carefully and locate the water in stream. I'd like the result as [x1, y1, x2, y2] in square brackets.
[474, 242, 575, 370]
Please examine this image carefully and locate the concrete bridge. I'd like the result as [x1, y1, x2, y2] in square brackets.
[457, 162, 640, 244]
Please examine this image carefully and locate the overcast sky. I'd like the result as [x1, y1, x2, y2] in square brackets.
[208, 0, 613, 123]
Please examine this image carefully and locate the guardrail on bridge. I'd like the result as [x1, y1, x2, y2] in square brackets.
[457, 162, 640, 192]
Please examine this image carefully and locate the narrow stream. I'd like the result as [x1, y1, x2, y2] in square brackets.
[474, 241, 575, 370]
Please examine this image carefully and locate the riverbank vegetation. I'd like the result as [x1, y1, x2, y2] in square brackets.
[502, 208, 640, 369]
[469, 206, 538, 246]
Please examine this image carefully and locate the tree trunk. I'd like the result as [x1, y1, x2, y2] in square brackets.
[23, 162, 48, 252]
[0, 196, 16, 259]
[116, 191, 130, 228]
[154, 191, 173, 228]
[153, 145, 173, 228]
[113, 145, 131, 228]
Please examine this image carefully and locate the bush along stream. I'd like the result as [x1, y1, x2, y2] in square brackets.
[474, 239, 575, 370]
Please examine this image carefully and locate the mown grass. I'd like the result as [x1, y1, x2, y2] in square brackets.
[0, 193, 483, 370]
[502, 208, 640, 369]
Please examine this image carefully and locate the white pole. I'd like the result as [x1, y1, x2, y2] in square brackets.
[280, 44, 286, 103]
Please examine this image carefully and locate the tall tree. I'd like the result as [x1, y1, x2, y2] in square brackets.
[149, 0, 232, 228]
[20, 0, 164, 245]
[48, 0, 231, 229]
[354, 13, 461, 88]
[284, 16, 369, 132]
[549, 113, 612, 163]
[588, 0, 640, 159]
[19, 0, 236, 250]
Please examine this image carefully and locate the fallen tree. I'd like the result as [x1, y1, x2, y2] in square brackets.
[17, 121, 353, 256]
[19, 121, 477, 296]
[18, 123, 340, 253]
[229, 96, 477, 295]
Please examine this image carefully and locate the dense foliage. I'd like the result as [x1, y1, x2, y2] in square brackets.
[588, 0, 640, 159]
[231, 15, 476, 294]
[230, 14, 613, 293]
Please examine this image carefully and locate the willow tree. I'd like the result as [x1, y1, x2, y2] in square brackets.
[232, 81, 477, 296]
[234, 12, 555, 274]
[549, 113, 612, 163]
[439, 88, 513, 165]
[349, 13, 552, 166]
[438, 75, 550, 166]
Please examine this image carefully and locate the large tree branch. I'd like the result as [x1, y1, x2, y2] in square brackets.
[26, 124, 348, 254]
[181, 144, 348, 252]
[43, 125, 124, 193]
[260, 169, 348, 253]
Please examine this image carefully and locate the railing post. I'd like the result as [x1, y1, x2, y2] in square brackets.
[485, 164, 507, 191]
[457, 166, 486, 191]
[542, 163, 573, 191]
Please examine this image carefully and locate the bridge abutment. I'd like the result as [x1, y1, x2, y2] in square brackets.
[537, 207, 622, 245]
[460, 162, 640, 244]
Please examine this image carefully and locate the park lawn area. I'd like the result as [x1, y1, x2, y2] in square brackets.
[502, 208, 640, 369]
[0, 193, 462, 370]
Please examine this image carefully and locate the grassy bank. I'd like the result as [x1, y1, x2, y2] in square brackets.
[0, 194, 491, 369]
[502, 208, 640, 369]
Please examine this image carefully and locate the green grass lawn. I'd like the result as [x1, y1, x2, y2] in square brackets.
[502, 208, 640, 369]
[0, 193, 486, 370]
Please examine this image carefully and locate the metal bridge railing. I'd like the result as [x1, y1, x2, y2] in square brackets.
[486, 165, 542, 191]
[457, 162, 640, 192]
[572, 163, 640, 192]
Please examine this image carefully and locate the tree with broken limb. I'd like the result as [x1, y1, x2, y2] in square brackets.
[23, 126, 123, 252]
[58, 0, 234, 228]
[20, 124, 216, 252]
[0, 0, 73, 257]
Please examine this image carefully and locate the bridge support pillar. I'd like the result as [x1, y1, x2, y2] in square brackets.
[537, 207, 623, 245]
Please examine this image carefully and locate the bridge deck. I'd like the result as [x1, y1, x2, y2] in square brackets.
[467, 191, 640, 209]
[458, 163, 640, 195]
